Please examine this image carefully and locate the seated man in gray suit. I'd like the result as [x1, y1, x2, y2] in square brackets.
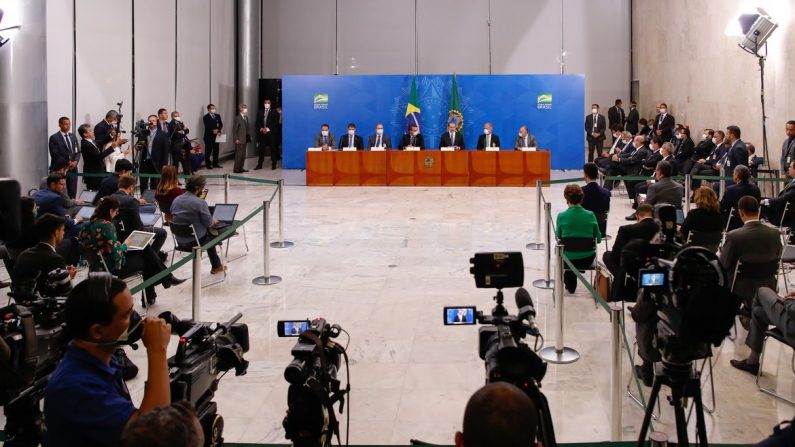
[313, 123, 336, 150]
[643, 160, 683, 208]
[719, 196, 783, 309]
[730, 287, 795, 375]
[366, 123, 391, 149]
[514, 125, 538, 150]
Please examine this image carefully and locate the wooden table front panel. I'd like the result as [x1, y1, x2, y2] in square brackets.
[525, 151, 552, 186]
[415, 151, 442, 186]
[361, 151, 387, 186]
[442, 151, 469, 186]
[469, 151, 497, 186]
[333, 151, 362, 186]
[496, 151, 526, 186]
[306, 152, 334, 186]
[387, 151, 416, 186]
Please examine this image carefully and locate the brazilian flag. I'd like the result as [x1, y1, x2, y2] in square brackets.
[405, 76, 421, 132]
[447, 74, 463, 136]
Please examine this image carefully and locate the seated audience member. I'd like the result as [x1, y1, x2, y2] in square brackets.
[638, 118, 650, 138]
[95, 158, 134, 205]
[679, 186, 723, 244]
[594, 125, 627, 173]
[44, 276, 172, 447]
[112, 175, 168, 254]
[719, 196, 782, 309]
[477, 122, 500, 150]
[581, 162, 611, 236]
[626, 138, 664, 207]
[730, 287, 795, 376]
[121, 401, 204, 447]
[398, 124, 425, 149]
[689, 130, 728, 193]
[721, 165, 761, 231]
[672, 127, 695, 174]
[40, 159, 83, 216]
[643, 160, 683, 208]
[761, 160, 795, 227]
[4, 197, 40, 259]
[454, 383, 538, 447]
[12, 213, 78, 295]
[556, 184, 601, 293]
[171, 175, 227, 274]
[367, 123, 392, 149]
[514, 125, 537, 150]
[605, 135, 649, 191]
[313, 123, 336, 149]
[338, 122, 364, 150]
[33, 173, 84, 239]
[603, 204, 657, 277]
[79, 197, 183, 305]
[693, 128, 716, 160]
[747, 143, 764, 178]
[155, 165, 185, 221]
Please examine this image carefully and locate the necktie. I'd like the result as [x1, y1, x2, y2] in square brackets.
[349, 135, 354, 148]
[524, 136, 527, 147]
[64, 134, 72, 154]
[450, 132, 454, 145]
[323, 135, 327, 145]
[593, 115, 597, 131]
[210, 113, 214, 119]
[410, 135, 415, 146]
[263, 110, 269, 126]
[376, 135, 381, 147]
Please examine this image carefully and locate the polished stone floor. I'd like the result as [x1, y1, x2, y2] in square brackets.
[5, 158, 794, 444]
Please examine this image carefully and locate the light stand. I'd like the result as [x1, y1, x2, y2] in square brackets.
[739, 36, 771, 172]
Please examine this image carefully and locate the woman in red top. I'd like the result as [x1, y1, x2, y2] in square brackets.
[155, 165, 184, 221]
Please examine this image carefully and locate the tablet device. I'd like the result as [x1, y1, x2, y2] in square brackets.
[79, 190, 97, 203]
[123, 230, 156, 251]
[76, 206, 95, 220]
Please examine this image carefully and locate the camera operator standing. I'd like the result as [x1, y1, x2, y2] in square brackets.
[44, 275, 172, 447]
[169, 111, 192, 175]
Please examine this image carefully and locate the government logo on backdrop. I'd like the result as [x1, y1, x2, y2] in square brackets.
[537, 93, 552, 110]
[313, 94, 329, 110]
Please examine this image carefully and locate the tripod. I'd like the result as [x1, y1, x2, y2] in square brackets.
[636, 361, 708, 447]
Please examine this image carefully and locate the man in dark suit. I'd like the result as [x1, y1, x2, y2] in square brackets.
[202, 104, 223, 169]
[730, 287, 795, 376]
[338, 123, 364, 150]
[721, 165, 761, 230]
[652, 103, 675, 142]
[78, 124, 121, 191]
[476, 122, 500, 150]
[94, 110, 127, 150]
[232, 104, 251, 173]
[605, 135, 649, 190]
[643, 161, 684, 208]
[625, 101, 639, 135]
[95, 159, 135, 205]
[722, 125, 749, 180]
[255, 98, 280, 170]
[607, 99, 626, 144]
[693, 129, 716, 160]
[581, 163, 611, 236]
[367, 123, 392, 149]
[111, 175, 167, 255]
[149, 114, 172, 183]
[12, 214, 78, 295]
[32, 174, 83, 239]
[439, 121, 464, 149]
[689, 130, 727, 192]
[313, 124, 336, 149]
[762, 160, 795, 227]
[168, 111, 191, 175]
[780, 121, 795, 176]
[603, 204, 658, 276]
[48, 117, 80, 199]
[398, 125, 424, 149]
[514, 126, 537, 150]
[584, 104, 607, 162]
[720, 196, 782, 309]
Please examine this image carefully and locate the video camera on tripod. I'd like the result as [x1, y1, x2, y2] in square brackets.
[279, 318, 350, 447]
[443, 252, 556, 447]
[158, 311, 250, 447]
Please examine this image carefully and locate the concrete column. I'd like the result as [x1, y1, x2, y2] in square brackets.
[0, 0, 48, 191]
[237, 0, 260, 157]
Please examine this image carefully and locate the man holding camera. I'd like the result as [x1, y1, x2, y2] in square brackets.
[169, 110, 192, 175]
[44, 275, 172, 447]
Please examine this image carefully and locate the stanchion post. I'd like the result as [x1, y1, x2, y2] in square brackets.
[253, 200, 282, 285]
[610, 303, 623, 442]
[224, 173, 230, 204]
[191, 247, 202, 320]
[774, 168, 781, 196]
[538, 244, 580, 364]
[684, 174, 691, 214]
[527, 180, 544, 250]
[598, 171, 605, 187]
[533, 202, 554, 290]
[719, 175, 726, 200]
[270, 179, 295, 248]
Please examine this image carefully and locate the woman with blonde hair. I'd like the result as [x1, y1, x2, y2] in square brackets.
[155, 165, 184, 221]
[680, 186, 722, 243]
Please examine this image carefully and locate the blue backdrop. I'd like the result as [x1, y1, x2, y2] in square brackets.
[282, 74, 584, 170]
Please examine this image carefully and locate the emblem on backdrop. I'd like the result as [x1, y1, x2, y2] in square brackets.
[313, 94, 328, 110]
[537, 93, 552, 110]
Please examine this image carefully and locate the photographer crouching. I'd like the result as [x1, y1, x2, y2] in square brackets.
[44, 274, 172, 447]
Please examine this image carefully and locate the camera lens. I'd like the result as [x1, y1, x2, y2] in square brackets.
[284, 359, 306, 384]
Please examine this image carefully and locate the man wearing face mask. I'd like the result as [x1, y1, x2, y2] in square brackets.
[398, 124, 424, 149]
[626, 137, 664, 205]
[169, 111, 192, 175]
[595, 125, 626, 173]
[780, 120, 795, 178]
[44, 275, 172, 447]
[626, 101, 639, 135]
[694, 129, 716, 159]
[202, 104, 223, 170]
[689, 130, 727, 193]
[255, 98, 280, 170]
[721, 125, 749, 187]
[584, 104, 606, 162]
[338, 122, 364, 150]
[608, 99, 626, 144]
[94, 110, 128, 150]
[367, 123, 392, 149]
[232, 104, 251, 173]
[313, 124, 336, 150]
[513, 125, 537, 150]
[652, 103, 675, 142]
[605, 135, 649, 191]
[476, 122, 500, 150]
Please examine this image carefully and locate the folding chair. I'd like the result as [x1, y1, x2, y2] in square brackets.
[686, 230, 722, 254]
[729, 259, 781, 341]
[560, 237, 598, 284]
[84, 250, 146, 306]
[756, 328, 795, 406]
[720, 207, 735, 250]
[168, 222, 226, 288]
[596, 211, 611, 250]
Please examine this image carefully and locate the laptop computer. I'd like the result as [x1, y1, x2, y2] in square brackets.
[76, 205, 95, 220]
[123, 230, 156, 251]
[211, 204, 238, 230]
[140, 213, 162, 226]
[79, 190, 97, 203]
[141, 189, 156, 204]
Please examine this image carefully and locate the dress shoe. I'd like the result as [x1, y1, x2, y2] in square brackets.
[254, 165, 263, 170]
[158, 251, 168, 263]
[213, 163, 222, 168]
[730, 358, 760, 376]
[233, 170, 243, 174]
[271, 163, 277, 170]
[635, 364, 653, 387]
[205, 165, 213, 170]
[241, 169, 249, 173]
[211, 265, 227, 275]
[625, 213, 637, 221]
[162, 275, 187, 289]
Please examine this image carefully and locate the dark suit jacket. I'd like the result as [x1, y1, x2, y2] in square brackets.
[781, 137, 795, 172]
[644, 177, 684, 208]
[150, 128, 171, 171]
[203, 113, 223, 139]
[80, 139, 114, 175]
[13, 242, 67, 293]
[584, 114, 606, 141]
[767, 180, 795, 226]
[439, 131, 464, 149]
[367, 134, 392, 149]
[313, 133, 336, 148]
[168, 120, 190, 147]
[724, 139, 749, 175]
[32, 189, 78, 232]
[93, 120, 115, 149]
[256, 108, 279, 145]
[48, 132, 80, 169]
[626, 108, 639, 134]
[582, 182, 611, 236]
[674, 138, 695, 160]
[617, 146, 650, 175]
[608, 106, 625, 128]
[719, 221, 782, 306]
[694, 139, 716, 159]
[605, 218, 659, 275]
[398, 134, 425, 149]
[476, 134, 501, 150]
[652, 113, 675, 142]
[680, 208, 723, 243]
[338, 134, 364, 150]
[111, 191, 144, 239]
[94, 174, 120, 205]
[639, 151, 663, 175]
[720, 181, 761, 215]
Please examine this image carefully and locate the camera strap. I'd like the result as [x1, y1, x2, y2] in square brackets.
[300, 331, 342, 445]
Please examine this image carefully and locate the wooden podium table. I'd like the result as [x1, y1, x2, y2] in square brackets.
[306, 150, 550, 186]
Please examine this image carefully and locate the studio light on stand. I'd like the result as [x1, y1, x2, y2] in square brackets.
[735, 8, 778, 171]
[0, 7, 23, 49]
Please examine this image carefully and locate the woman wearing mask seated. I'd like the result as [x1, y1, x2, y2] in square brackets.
[155, 165, 184, 222]
[79, 196, 185, 305]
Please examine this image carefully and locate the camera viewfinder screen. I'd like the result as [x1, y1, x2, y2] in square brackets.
[640, 272, 665, 287]
[283, 321, 309, 336]
[444, 307, 475, 325]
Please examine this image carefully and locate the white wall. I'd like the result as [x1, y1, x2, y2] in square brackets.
[46, 0, 237, 158]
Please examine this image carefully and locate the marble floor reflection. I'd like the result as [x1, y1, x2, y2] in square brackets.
[6, 161, 794, 445]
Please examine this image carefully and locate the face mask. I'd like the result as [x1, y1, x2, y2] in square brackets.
[209, 108, 216, 114]
[412, 131, 419, 136]
[518, 132, 524, 137]
[660, 109, 667, 114]
[348, 130, 355, 136]
[483, 129, 490, 135]
[613, 133, 620, 138]
[623, 140, 631, 145]
[85, 311, 144, 347]
[592, 108, 598, 114]
[321, 130, 329, 136]
[174, 117, 181, 122]
[711, 137, 718, 144]
[702, 134, 708, 140]
[264, 103, 271, 109]
[241, 108, 248, 114]
[376, 129, 383, 135]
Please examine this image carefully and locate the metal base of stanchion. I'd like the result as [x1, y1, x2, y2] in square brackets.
[526, 242, 544, 250]
[270, 240, 294, 248]
[538, 346, 580, 364]
[532, 279, 555, 290]
[252, 275, 282, 285]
